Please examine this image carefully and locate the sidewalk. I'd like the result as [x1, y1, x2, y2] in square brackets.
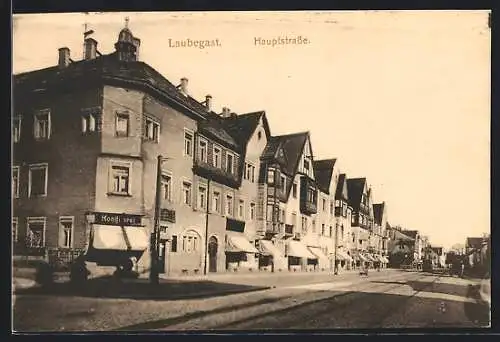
[13, 267, 400, 299]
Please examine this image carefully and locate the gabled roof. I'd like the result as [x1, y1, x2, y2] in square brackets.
[392, 229, 415, 242]
[15, 52, 210, 119]
[335, 173, 349, 201]
[466, 237, 484, 249]
[401, 230, 418, 240]
[373, 202, 385, 225]
[312, 159, 336, 194]
[346, 178, 366, 211]
[261, 131, 309, 177]
[222, 111, 271, 147]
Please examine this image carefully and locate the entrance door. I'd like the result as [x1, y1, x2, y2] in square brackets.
[158, 241, 167, 274]
[208, 236, 218, 273]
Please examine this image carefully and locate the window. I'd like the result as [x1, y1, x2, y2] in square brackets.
[352, 233, 356, 243]
[330, 226, 333, 237]
[213, 146, 221, 168]
[312, 220, 316, 233]
[59, 216, 74, 248]
[34, 109, 51, 140]
[182, 231, 200, 253]
[238, 199, 245, 219]
[226, 152, 234, 174]
[257, 130, 262, 140]
[330, 201, 334, 215]
[12, 166, 19, 198]
[321, 223, 325, 236]
[280, 208, 285, 223]
[226, 195, 234, 216]
[13, 115, 21, 143]
[292, 212, 297, 226]
[198, 185, 207, 210]
[245, 163, 256, 182]
[12, 217, 18, 243]
[292, 182, 298, 198]
[27, 217, 46, 248]
[182, 181, 192, 206]
[280, 175, 286, 193]
[184, 130, 193, 156]
[267, 169, 275, 185]
[115, 112, 129, 137]
[171, 235, 178, 252]
[303, 159, 310, 173]
[109, 164, 130, 195]
[28, 163, 48, 197]
[301, 216, 307, 233]
[342, 202, 347, 217]
[250, 203, 256, 220]
[212, 191, 221, 213]
[322, 198, 326, 211]
[82, 113, 96, 133]
[341, 226, 344, 240]
[199, 138, 208, 163]
[161, 173, 172, 201]
[143, 116, 160, 142]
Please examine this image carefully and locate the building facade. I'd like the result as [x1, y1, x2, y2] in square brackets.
[13, 21, 403, 278]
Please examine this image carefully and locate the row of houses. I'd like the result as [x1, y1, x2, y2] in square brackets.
[385, 225, 446, 268]
[14, 22, 402, 277]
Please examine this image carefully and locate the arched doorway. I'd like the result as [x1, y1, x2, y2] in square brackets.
[208, 236, 218, 273]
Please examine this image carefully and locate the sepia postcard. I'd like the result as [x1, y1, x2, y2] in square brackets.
[11, 10, 491, 332]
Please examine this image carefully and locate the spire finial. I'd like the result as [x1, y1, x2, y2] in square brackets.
[125, 16, 130, 28]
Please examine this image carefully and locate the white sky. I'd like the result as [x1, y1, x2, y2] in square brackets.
[12, 11, 491, 249]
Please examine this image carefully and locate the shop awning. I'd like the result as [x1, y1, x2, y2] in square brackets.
[91, 225, 149, 251]
[226, 232, 259, 253]
[338, 250, 353, 262]
[380, 256, 389, 263]
[258, 240, 283, 257]
[357, 253, 369, 262]
[308, 247, 329, 261]
[287, 240, 316, 259]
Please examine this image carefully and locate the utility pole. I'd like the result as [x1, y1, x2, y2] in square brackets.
[150, 155, 163, 286]
[334, 223, 338, 275]
[203, 178, 211, 275]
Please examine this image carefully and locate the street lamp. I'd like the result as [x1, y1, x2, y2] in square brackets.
[150, 155, 170, 286]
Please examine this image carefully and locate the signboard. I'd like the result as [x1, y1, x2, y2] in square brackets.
[94, 212, 143, 227]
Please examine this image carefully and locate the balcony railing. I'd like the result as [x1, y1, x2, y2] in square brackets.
[299, 176, 318, 215]
[265, 222, 281, 235]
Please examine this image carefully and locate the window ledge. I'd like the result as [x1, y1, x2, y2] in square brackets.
[107, 192, 132, 197]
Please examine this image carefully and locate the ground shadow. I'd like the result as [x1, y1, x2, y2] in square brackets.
[13, 276, 270, 301]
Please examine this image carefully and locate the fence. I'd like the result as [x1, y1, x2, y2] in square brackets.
[47, 248, 85, 270]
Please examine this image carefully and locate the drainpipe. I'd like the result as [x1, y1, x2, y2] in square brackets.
[203, 178, 211, 275]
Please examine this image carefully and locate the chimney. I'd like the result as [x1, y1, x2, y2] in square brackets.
[179, 77, 189, 96]
[221, 107, 231, 118]
[58, 47, 71, 68]
[84, 38, 98, 60]
[204, 95, 212, 111]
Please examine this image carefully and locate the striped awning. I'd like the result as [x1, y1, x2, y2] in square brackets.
[91, 224, 149, 251]
[287, 240, 316, 259]
[226, 232, 259, 253]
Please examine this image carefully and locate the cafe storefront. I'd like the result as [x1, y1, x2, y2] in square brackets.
[84, 212, 149, 272]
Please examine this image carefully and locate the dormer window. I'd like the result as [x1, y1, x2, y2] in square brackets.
[226, 152, 234, 174]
